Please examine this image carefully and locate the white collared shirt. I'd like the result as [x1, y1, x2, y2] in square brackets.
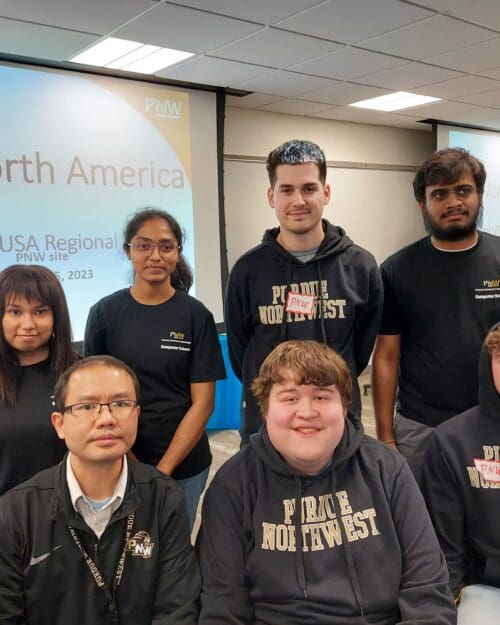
[66, 454, 128, 538]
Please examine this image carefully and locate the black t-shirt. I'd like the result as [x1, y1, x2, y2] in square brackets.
[380, 233, 500, 426]
[84, 289, 226, 478]
[0, 358, 65, 495]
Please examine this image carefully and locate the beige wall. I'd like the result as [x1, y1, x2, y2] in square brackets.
[223, 107, 434, 267]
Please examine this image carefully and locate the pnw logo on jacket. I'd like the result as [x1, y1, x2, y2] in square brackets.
[261, 490, 380, 552]
[467, 445, 500, 489]
[259, 280, 347, 325]
[126, 531, 155, 558]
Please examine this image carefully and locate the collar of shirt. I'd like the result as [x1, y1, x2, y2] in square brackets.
[66, 454, 128, 538]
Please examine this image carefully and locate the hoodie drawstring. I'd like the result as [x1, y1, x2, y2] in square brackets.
[293, 474, 308, 598]
[330, 468, 366, 620]
[280, 259, 293, 340]
[280, 258, 328, 344]
[316, 261, 327, 344]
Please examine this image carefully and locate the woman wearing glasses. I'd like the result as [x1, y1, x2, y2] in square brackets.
[0, 264, 78, 495]
[84, 208, 225, 529]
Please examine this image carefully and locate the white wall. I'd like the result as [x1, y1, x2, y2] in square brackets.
[223, 107, 433, 267]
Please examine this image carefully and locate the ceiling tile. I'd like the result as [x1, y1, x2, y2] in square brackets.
[395, 99, 480, 118]
[353, 62, 463, 90]
[408, 0, 500, 31]
[226, 93, 283, 108]
[212, 28, 343, 68]
[311, 105, 425, 129]
[446, 106, 500, 124]
[0, 0, 156, 34]
[480, 66, 500, 80]
[291, 47, 405, 80]
[413, 74, 500, 99]
[359, 15, 497, 61]
[276, 0, 435, 45]
[299, 82, 390, 105]
[114, 3, 262, 54]
[258, 99, 335, 115]
[158, 56, 273, 86]
[232, 70, 336, 97]
[164, 0, 325, 25]
[426, 38, 500, 73]
[0, 17, 98, 60]
[458, 88, 500, 108]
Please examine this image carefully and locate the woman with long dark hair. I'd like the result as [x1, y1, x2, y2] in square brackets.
[84, 208, 225, 529]
[0, 264, 78, 494]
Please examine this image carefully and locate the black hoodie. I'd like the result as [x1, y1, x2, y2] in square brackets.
[224, 220, 382, 440]
[198, 417, 456, 624]
[423, 324, 500, 597]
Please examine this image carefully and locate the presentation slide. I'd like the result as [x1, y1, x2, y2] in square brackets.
[0, 62, 222, 339]
[436, 124, 500, 236]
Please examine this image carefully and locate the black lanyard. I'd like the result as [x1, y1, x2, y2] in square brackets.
[68, 512, 135, 625]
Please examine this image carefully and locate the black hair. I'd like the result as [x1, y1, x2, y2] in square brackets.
[413, 147, 486, 203]
[0, 265, 78, 406]
[53, 355, 140, 411]
[123, 207, 193, 291]
[266, 140, 327, 186]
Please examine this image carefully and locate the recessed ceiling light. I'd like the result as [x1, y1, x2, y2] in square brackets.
[349, 91, 441, 112]
[106, 44, 161, 70]
[122, 48, 194, 74]
[70, 37, 194, 74]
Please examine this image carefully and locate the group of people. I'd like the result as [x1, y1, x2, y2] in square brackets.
[0, 138, 498, 624]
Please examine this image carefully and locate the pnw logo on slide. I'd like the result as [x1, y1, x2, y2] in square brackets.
[144, 97, 183, 119]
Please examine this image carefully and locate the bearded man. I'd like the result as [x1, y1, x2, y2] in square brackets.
[372, 147, 500, 483]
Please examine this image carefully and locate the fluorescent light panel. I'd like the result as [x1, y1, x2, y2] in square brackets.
[106, 44, 161, 70]
[71, 38, 141, 66]
[71, 37, 194, 74]
[124, 48, 194, 74]
[349, 91, 441, 112]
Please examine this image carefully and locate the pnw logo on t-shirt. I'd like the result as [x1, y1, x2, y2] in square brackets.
[161, 331, 191, 352]
[475, 278, 500, 300]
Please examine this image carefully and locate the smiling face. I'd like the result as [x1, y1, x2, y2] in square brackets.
[2, 294, 54, 365]
[267, 162, 330, 246]
[419, 171, 481, 244]
[127, 218, 179, 288]
[51, 364, 140, 471]
[265, 369, 346, 475]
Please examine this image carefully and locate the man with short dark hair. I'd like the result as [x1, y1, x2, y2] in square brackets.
[225, 139, 382, 442]
[0, 355, 200, 625]
[372, 147, 500, 483]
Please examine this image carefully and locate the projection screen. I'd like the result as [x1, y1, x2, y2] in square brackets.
[0, 61, 223, 338]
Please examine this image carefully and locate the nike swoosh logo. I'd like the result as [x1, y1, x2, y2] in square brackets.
[29, 545, 62, 566]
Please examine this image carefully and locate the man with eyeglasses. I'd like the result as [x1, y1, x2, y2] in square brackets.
[0, 355, 200, 625]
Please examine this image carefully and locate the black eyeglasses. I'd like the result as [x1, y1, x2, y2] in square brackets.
[63, 400, 138, 418]
[128, 241, 178, 255]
